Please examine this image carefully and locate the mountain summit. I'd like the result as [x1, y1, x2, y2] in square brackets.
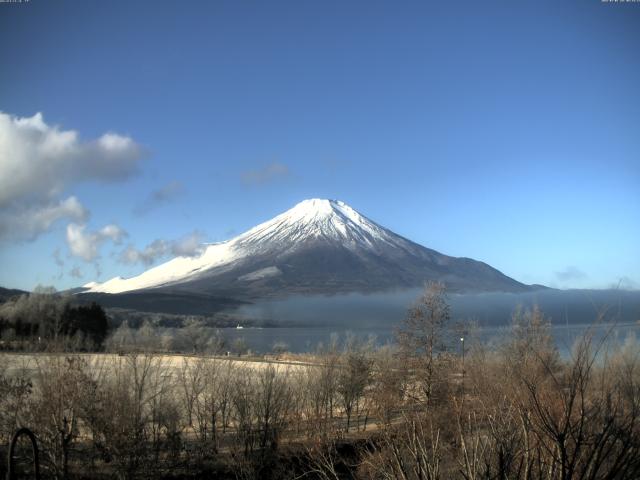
[83, 199, 531, 303]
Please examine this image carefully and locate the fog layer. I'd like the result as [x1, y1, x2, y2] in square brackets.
[238, 289, 640, 328]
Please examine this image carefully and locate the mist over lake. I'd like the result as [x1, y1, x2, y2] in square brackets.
[238, 288, 640, 328]
[228, 288, 640, 354]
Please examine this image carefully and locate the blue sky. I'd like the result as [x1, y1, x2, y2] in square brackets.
[0, 0, 638, 291]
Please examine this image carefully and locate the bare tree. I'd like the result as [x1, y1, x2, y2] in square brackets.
[396, 282, 450, 405]
[313, 335, 341, 435]
[371, 344, 406, 428]
[303, 361, 335, 438]
[186, 357, 234, 455]
[28, 355, 93, 479]
[105, 321, 135, 353]
[233, 337, 250, 356]
[337, 337, 372, 432]
[81, 354, 177, 480]
[178, 319, 212, 354]
[516, 329, 640, 480]
[453, 309, 640, 480]
[178, 357, 205, 429]
[502, 304, 560, 380]
[231, 367, 258, 457]
[0, 357, 32, 448]
[136, 321, 161, 352]
[254, 365, 292, 451]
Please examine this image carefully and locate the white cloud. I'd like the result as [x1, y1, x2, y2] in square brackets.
[172, 231, 207, 257]
[98, 224, 126, 240]
[119, 231, 207, 266]
[0, 111, 145, 241]
[119, 239, 170, 266]
[66, 222, 127, 261]
[0, 196, 89, 241]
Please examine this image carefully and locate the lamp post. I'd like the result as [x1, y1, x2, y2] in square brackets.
[460, 336, 465, 396]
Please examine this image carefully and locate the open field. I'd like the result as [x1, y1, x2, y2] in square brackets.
[0, 352, 318, 376]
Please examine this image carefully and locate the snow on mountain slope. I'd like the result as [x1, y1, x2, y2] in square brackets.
[234, 198, 414, 253]
[84, 199, 404, 294]
[83, 198, 529, 297]
[84, 240, 239, 293]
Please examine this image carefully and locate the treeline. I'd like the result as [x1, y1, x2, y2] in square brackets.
[106, 308, 246, 330]
[0, 287, 109, 350]
[104, 319, 228, 354]
[0, 283, 639, 480]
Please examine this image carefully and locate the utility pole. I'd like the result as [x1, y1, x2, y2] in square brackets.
[460, 336, 465, 396]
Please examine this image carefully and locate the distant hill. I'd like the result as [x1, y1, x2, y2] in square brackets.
[78, 290, 247, 316]
[0, 286, 28, 303]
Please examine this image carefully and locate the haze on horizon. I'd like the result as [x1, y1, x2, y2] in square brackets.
[0, 0, 638, 292]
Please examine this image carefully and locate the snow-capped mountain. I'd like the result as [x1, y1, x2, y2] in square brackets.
[81, 199, 531, 307]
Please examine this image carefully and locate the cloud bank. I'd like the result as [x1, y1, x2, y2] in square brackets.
[0, 111, 144, 241]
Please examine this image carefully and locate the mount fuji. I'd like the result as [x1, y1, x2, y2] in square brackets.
[79, 199, 536, 313]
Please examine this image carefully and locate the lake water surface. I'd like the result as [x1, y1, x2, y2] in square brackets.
[224, 288, 640, 356]
[220, 322, 640, 358]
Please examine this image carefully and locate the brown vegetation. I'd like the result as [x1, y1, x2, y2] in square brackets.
[1, 282, 639, 479]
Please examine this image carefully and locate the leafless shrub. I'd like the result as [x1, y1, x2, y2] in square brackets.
[300, 436, 343, 480]
[360, 412, 443, 480]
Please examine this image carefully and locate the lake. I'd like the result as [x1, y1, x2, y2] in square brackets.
[220, 322, 640, 358]
[222, 288, 640, 356]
